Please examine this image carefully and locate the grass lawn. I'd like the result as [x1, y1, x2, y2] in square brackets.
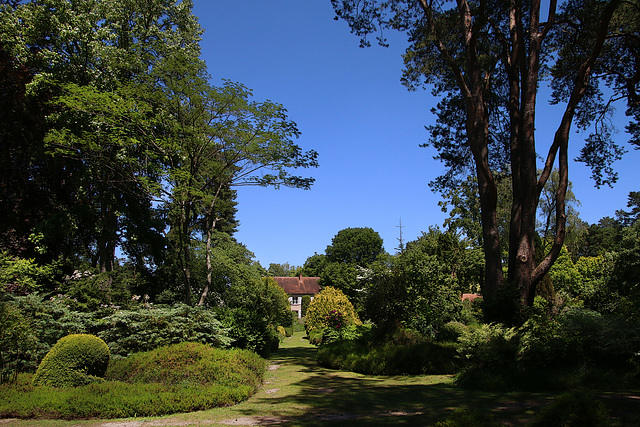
[2, 331, 639, 426]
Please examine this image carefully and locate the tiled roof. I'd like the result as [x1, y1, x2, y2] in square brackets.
[273, 275, 321, 295]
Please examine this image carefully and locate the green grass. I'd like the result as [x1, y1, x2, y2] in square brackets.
[1, 332, 639, 426]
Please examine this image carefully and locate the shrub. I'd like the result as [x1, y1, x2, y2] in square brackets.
[97, 304, 232, 358]
[305, 287, 361, 333]
[317, 328, 463, 375]
[106, 342, 265, 389]
[0, 300, 38, 384]
[530, 392, 610, 427]
[219, 307, 280, 357]
[1, 343, 266, 420]
[301, 295, 311, 316]
[433, 408, 500, 427]
[438, 321, 469, 342]
[32, 334, 109, 388]
[457, 308, 640, 390]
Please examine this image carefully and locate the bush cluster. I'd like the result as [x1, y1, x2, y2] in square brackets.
[456, 307, 640, 390]
[317, 327, 462, 375]
[0, 342, 266, 420]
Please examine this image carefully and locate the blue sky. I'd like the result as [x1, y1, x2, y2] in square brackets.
[193, 1, 640, 268]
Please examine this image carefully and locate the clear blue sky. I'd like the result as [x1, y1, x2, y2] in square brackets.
[193, 1, 640, 269]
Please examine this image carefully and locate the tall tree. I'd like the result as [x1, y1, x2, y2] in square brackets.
[325, 227, 385, 265]
[331, 0, 631, 320]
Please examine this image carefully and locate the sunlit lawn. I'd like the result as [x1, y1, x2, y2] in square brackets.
[3, 331, 639, 426]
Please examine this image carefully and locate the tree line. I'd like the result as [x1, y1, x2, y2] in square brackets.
[0, 0, 317, 306]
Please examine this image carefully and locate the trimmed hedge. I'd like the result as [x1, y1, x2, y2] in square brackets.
[1, 342, 267, 420]
[32, 334, 109, 388]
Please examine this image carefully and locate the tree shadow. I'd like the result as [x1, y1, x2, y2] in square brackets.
[249, 342, 548, 425]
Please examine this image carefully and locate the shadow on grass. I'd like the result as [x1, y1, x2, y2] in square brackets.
[251, 337, 640, 426]
[247, 340, 548, 425]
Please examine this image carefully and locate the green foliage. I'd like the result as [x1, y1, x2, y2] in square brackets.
[305, 286, 361, 334]
[105, 342, 265, 389]
[58, 267, 134, 312]
[0, 343, 265, 419]
[301, 295, 311, 317]
[0, 252, 60, 295]
[0, 299, 38, 384]
[301, 253, 327, 277]
[530, 392, 611, 427]
[457, 308, 640, 390]
[548, 246, 583, 296]
[433, 408, 500, 427]
[396, 230, 464, 336]
[32, 334, 109, 388]
[325, 227, 384, 265]
[96, 304, 232, 358]
[317, 328, 462, 375]
[219, 308, 280, 357]
[438, 321, 469, 342]
[319, 261, 360, 305]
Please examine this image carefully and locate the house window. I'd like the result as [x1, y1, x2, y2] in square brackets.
[291, 296, 301, 305]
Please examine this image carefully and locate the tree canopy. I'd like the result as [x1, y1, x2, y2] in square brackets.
[0, 0, 318, 306]
[331, 0, 637, 321]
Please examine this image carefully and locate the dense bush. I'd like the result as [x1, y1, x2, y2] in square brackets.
[219, 307, 280, 357]
[1, 295, 234, 374]
[0, 252, 60, 295]
[438, 321, 469, 342]
[96, 304, 232, 358]
[32, 334, 110, 388]
[530, 392, 611, 427]
[305, 286, 361, 333]
[106, 342, 265, 389]
[433, 409, 500, 427]
[456, 307, 640, 390]
[317, 328, 462, 375]
[0, 299, 38, 384]
[0, 342, 266, 419]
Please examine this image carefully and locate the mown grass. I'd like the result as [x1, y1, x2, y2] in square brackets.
[1, 332, 639, 426]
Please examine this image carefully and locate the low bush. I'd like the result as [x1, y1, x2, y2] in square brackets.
[106, 342, 265, 389]
[433, 408, 500, 427]
[530, 392, 611, 427]
[0, 342, 266, 419]
[317, 331, 462, 375]
[32, 334, 110, 388]
[438, 321, 469, 342]
[97, 304, 232, 358]
[456, 308, 640, 390]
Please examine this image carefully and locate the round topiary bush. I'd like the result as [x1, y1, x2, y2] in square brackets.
[305, 286, 361, 333]
[32, 334, 110, 388]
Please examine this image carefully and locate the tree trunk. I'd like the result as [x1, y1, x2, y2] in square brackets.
[198, 183, 223, 306]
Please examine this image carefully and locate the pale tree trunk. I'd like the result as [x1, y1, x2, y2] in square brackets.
[198, 182, 224, 306]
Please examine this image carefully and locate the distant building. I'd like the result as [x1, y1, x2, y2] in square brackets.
[462, 293, 482, 302]
[272, 275, 321, 318]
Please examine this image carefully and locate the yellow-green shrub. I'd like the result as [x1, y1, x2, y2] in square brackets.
[32, 334, 109, 388]
[305, 286, 361, 333]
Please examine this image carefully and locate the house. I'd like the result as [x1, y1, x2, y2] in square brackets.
[272, 275, 321, 318]
[462, 293, 482, 302]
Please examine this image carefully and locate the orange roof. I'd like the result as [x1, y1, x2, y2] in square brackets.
[273, 275, 321, 295]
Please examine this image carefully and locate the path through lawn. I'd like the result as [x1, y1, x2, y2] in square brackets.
[5, 331, 640, 426]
